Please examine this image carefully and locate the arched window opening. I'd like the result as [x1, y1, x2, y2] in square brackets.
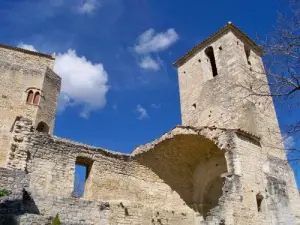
[244, 45, 251, 65]
[256, 193, 264, 212]
[26, 91, 34, 104]
[33, 92, 40, 105]
[205, 46, 218, 77]
[36, 122, 49, 133]
[73, 157, 94, 198]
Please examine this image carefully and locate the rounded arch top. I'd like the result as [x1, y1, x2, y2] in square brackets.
[25, 88, 42, 105]
[36, 121, 49, 133]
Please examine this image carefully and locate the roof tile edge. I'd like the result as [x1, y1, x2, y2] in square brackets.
[0, 43, 54, 60]
[173, 23, 263, 68]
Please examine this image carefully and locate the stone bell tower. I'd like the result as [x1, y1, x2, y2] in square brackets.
[0, 44, 61, 167]
[174, 22, 285, 157]
[174, 23, 300, 224]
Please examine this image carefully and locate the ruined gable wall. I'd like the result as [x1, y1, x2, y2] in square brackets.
[6, 118, 299, 224]
[7, 118, 196, 225]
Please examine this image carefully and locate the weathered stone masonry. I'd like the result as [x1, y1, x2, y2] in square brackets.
[1, 23, 300, 225]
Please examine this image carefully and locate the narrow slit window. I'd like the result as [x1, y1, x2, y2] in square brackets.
[73, 157, 93, 198]
[205, 46, 218, 77]
[256, 193, 264, 212]
[244, 45, 251, 65]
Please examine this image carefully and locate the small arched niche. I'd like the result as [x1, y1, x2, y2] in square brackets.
[36, 122, 49, 133]
[256, 193, 264, 212]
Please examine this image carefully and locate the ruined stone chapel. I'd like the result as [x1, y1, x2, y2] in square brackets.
[0, 23, 300, 225]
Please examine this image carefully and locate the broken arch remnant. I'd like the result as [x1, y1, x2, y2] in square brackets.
[132, 126, 255, 219]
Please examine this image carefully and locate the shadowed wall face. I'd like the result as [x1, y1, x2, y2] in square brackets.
[135, 134, 228, 219]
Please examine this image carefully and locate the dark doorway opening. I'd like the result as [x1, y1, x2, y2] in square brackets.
[36, 122, 49, 133]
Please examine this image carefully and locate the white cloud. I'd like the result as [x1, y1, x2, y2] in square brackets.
[136, 104, 149, 120]
[284, 135, 295, 150]
[151, 103, 161, 109]
[139, 56, 160, 71]
[54, 49, 109, 118]
[18, 43, 37, 52]
[134, 28, 179, 54]
[18, 43, 109, 118]
[78, 0, 100, 14]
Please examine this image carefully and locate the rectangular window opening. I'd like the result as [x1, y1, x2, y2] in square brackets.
[205, 46, 218, 77]
[73, 157, 93, 198]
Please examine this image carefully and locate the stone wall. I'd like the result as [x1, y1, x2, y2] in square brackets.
[5, 118, 201, 224]
[0, 45, 61, 167]
[3, 118, 253, 225]
[2, 117, 300, 224]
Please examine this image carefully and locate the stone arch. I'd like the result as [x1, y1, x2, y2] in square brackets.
[134, 128, 230, 213]
[36, 121, 49, 133]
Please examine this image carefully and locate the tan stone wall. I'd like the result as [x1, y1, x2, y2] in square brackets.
[177, 30, 284, 159]
[15, 121, 200, 224]
[0, 46, 61, 167]
[7, 118, 249, 224]
[4, 118, 300, 224]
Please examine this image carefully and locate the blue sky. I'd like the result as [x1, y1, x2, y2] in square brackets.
[1, 0, 299, 186]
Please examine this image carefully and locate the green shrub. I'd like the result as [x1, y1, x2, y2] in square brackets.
[0, 189, 10, 198]
[51, 214, 61, 225]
